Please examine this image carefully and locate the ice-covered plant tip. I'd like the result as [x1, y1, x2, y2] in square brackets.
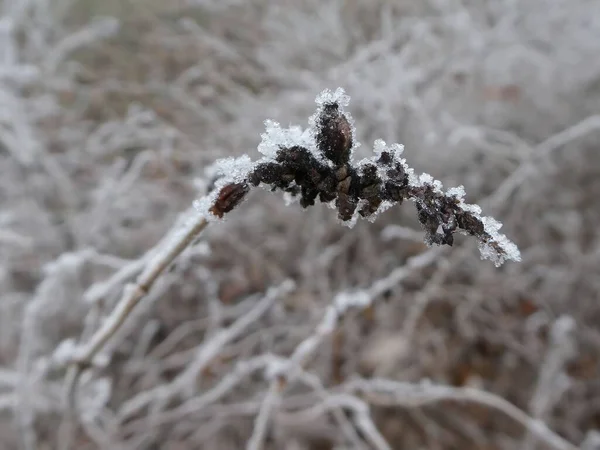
[196, 88, 520, 266]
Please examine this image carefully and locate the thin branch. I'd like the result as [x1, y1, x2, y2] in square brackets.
[62, 211, 211, 447]
[345, 378, 578, 450]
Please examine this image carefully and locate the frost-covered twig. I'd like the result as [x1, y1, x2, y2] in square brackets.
[247, 383, 281, 450]
[279, 393, 391, 450]
[236, 249, 437, 449]
[524, 316, 576, 450]
[117, 281, 295, 421]
[200, 87, 521, 267]
[345, 378, 578, 450]
[62, 211, 212, 447]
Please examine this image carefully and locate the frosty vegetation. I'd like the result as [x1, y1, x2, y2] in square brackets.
[197, 87, 521, 267]
[2, 1, 600, 450]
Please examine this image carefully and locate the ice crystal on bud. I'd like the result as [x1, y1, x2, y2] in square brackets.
[373, 139, 404, 159]
[373, 139, 387, 156]
[258, 120, 315, 160]
[314, 87, 350, 108]
[446, 185, 466, 200]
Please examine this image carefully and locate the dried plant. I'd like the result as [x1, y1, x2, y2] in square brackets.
[200, 88, 521, 267]
[3, 1, 600, 449]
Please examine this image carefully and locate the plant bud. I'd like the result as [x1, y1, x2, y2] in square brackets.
[315, 103, 353, 165]
[209, 182, 250, 218]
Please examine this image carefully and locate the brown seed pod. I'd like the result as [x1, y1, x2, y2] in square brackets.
[315, 103, 353, 165]
[209, 182, 250, 218]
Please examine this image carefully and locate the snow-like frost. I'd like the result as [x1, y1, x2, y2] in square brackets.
[460, 202, 483, 215]
[258, 120, 314, 160]
[373, 140, 404, 160]
[212, 155, 255, 183]
[478, 233, 522, 267]
[446, 185, 466, 200]
[373, 139, 387, 156]
[337, 210, 360, 229]
[482, 216, 503, 235]
[314, 87, 350, 108]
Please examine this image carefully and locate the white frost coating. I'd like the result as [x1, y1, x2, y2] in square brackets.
[314, 87, 351, 108]
[317, 290, 372, 333]
[372, 139, 405, 161]
[79, 376, 112, 421]
[418, 173, 433, 185]
[258, 120, 314, 160]
[415, 173, 442, 193]
[334, 291, 371, 314]
[282, 191, 300, 206]
[460, 202, 483, 215]
[192, 180, 225, 223]
[389, 143, 405, 158]
[409, 176, 520, 266]
[482, 216, 503, 235]
[372, 140, 409, 187]
[263, 358, 289, 380]
[446, 185, 466, 200]
[373, 139, 387, 156]
[212, 155, 255, 183]
[51, 339, 77, 365]
[337, 210, 360, 229]
[368, 200, 394, 222]
[551, 315, 575, 339]
[478, 228, 522, 267]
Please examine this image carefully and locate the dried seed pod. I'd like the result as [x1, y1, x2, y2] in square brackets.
[315, 103, 353, 165]
[209, 182, 250, 218]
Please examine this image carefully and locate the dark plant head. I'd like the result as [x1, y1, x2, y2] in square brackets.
[200, 88, 521, 267]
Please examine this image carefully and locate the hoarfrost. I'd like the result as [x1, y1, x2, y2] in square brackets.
[446, 185, 466, 200]
[478, 227, 522, 267]
[212, 155, 254, 183]
[314, 87, 350, 108]
[258, 120, 314, 160]
[460, 202, 483, 215]
[373, 139, 404, 159]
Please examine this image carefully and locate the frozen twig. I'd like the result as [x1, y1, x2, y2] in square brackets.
[61, 212, 211, 447]
[247, 383, 281, 450]
[524, 316, 576, 450]
[118, 281, 295, 420]
[238, 248, 438, 449]
[345, 378, 578, 450]
[202, 88, 520, 266]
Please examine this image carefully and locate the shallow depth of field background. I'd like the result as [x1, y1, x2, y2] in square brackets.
[1, 0, 600, 449]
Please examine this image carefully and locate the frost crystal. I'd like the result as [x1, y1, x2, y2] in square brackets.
[314, 87, 350, 108]
[446, 185, 466, 200]
[212, 155, 254, 183]
[258, 120, 314, 160]
[373, 139, 404, 160]
[373, 139, 387, 156]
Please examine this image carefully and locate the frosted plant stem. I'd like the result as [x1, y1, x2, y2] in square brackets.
[246, 383, 280, 450]
[61, 212, 210, 448]
[346, 378, 577, 450]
